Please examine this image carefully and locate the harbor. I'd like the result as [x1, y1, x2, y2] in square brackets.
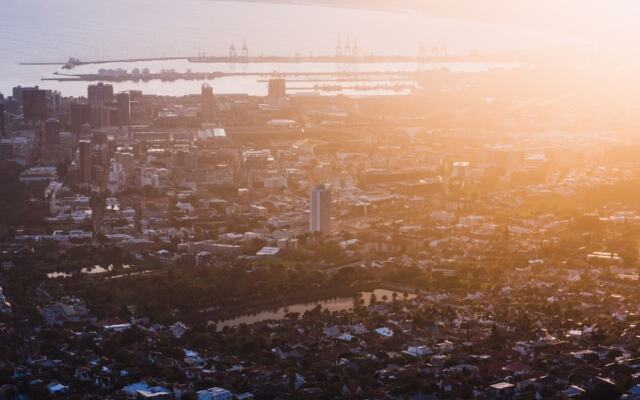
[43, 70, 419, 82]
[19, 50, 523, 69]
[16, 57, 519, 97]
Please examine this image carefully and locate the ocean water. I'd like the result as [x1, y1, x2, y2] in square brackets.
[0, 0, 542, 97]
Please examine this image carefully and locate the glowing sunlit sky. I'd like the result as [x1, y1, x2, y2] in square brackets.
[245, 0, 640, 52]
[1, 0, 639, 69]
[406, 0, 640, 50]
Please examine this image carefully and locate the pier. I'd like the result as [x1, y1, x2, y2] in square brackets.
[187, 54, 508, 64]
[22, 52, 522, 68]
[41, 70, 429, 83]
[20, 56, 192, 67]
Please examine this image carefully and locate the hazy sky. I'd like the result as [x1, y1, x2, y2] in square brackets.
[243, 0, 640, 51]
[398, 0, 640, 47]
[1, 0, 637, 63]
[0, 0, 558, 61]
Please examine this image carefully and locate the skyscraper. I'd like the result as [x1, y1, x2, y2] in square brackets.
[129, 90, 143, 102]
[0, 102, 5, 137]
[116, 92, 130, 126]
[310, 185, 331, 234]
[78, 140, 92, 183]
[201, 83, 216, 122]
[268, 78, 287, 100]
[22, 88, 47, 123]
[44, 118, 60, 145]
[12, 86, 38, 106]
[90, 107, 111, 129]
[46, 90, 61, 115]
[70, 103, 91, 134]
[88, 82, 114, 106]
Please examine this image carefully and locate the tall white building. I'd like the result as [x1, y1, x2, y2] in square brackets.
[310, 185, 331, 234]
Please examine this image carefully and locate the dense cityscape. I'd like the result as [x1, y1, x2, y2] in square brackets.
[3, 1, 640, 399]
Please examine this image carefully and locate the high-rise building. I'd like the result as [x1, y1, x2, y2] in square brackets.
[70, 103, 91, 134]
[0, 102, 5, 137]
[78, 140, 92, 183]
[129, 90, 143, 102]
[12, 86, 38, 106]
[115, 151, 136, 175]
[91, 131, 108, 146]
[90, 107, 111, 128]
[88, 82, 114, 106]
[41, 125, 74, 164]
[2, 97, 18, 115]
[22, 88, 47, 123]
[310, 185, 331, 234]
[0, 139, 13, 160]
[46, 90, 61, 114]
[201, 83, 216, 122]
[116, 92, 130, 125]
[268, 78, 287, 100]
[1, 137, 35, 166]
[92, 164, 107, 188]
[59, 132, 74, 147]
[44, 118, 60, 145]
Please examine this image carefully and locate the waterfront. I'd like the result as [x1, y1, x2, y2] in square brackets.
[0, 0, 542, 97]
[9, 59, 519, 97]
[3, 1, 640, 398]
[211, 289, 416, 332]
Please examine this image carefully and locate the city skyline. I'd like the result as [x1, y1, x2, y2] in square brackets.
[3, 2, 640, 399]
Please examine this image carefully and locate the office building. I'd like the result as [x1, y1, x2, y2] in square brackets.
[0, 136, 35, 166]
[59, 132, 73, 147]
[116, 92, 130, 125]
[115, 151, 136, 175]
[201, 83, 216, 122]
[88, 82, 113, 106]
[78, 140, 92, 183]
[310, 184, 331, 234]
[12, 86, 38, 106]
[90, 107, 111, 128]
[0, 102, 5, 137]
[0, 139, 13, 160]
[70, 103, 91, 134]
[46, 90, 61, 114]
[91, 131, 108, 146]
[268, 78, 287, 100]
[22, 88, 47, 123]
[93, 164, 107, 188]
[129, 90, 143, 102]
[42, 126, 74, 164]
[44, 118, 60, 145]
[2, 97, 18, 115]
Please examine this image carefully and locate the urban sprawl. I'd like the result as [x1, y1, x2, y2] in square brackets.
[1, 66, 640, 400]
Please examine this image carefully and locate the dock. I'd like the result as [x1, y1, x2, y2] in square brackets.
[22, 53, 521, 68]
[41, 70, 429, 83]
